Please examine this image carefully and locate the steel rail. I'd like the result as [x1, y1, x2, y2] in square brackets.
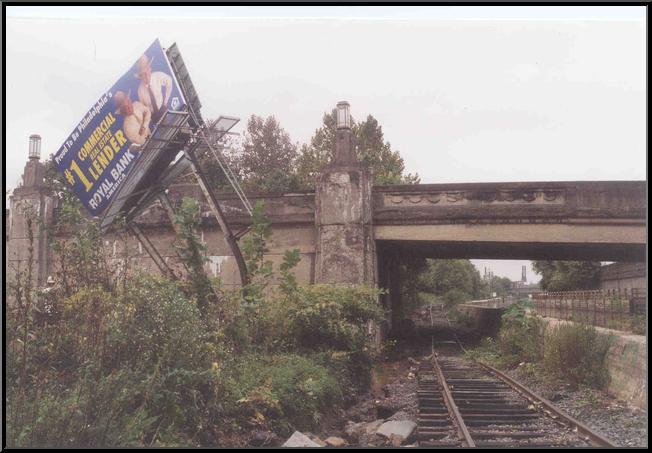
[429, 309, 475, 447]
[430, 350, 476, 447]
[435, 309, 616, 448]
[474, 360, 617, 448]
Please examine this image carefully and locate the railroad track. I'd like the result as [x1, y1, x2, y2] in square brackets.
[416, 305, 617, 448]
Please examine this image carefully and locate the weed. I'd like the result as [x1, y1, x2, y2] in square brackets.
[543, 323, 612, 388]
[497, 302, 546, 367]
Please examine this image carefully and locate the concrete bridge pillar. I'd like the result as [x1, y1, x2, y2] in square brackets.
[315, 163, 376, 285]
[7, 135, 53, 289]
[314, 102, 376, 285]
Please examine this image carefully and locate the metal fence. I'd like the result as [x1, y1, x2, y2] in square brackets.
[532, 288, 646, 334]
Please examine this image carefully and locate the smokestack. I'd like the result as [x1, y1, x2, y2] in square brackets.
[522, 265, 527, 283]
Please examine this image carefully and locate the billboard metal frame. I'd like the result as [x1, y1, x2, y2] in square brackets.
[95, 42, 252, 287]
[100, 109, 192, 230]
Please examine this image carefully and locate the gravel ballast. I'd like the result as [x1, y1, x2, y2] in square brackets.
[506, 365, 647, 448]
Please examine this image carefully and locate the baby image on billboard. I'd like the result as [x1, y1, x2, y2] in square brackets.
[53, 39, 186, 216]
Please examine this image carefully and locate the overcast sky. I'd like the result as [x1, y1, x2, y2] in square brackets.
[5, 6, 646, 282]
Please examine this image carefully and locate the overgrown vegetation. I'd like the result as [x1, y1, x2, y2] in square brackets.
[173, 197, 219, 317]
[193, 110, 419, 193]
[467, 301, 613, 390]
[6, 196, 385, 447]
[532, 260, 601, 291]
[543, 323, 613, 387]
[413, 259, 512, 317]
[496, 303, 547, 365]
[628, 315, 646, 335]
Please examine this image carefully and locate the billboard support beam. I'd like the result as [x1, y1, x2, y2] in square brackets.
[129, 222, 177, 280]
[185, 147, 250, 287]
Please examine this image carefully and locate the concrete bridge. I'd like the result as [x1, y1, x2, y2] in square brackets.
[7, 153, 646, 287]
[374, 180, 646, 262]
[104, 177, 643, 276]
[6, 132, 646, 337]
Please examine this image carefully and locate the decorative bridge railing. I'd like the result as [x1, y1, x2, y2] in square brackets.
[532, 288, 646, 334]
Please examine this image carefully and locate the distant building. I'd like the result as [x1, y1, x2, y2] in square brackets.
[512, 280, 525, 289]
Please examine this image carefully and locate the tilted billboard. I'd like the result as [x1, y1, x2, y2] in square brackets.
[53, 39, 187, 216]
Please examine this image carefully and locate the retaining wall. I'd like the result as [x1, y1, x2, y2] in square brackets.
[458, 298, 514, 338]
[539, 317, 646, 410]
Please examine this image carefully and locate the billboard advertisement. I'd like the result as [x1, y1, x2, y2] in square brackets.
[53, 39, 187, 216]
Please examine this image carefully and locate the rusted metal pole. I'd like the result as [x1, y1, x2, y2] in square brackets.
[586, 292, 590, 324]
[185, 147, 250, 287]
[622, 288, 627, 330]
[129, 222, 177, 280]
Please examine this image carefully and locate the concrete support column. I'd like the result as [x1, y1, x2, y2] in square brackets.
[7, 153, 53, 289]
[315, 162, 376, 285]
[387, 253, 402, 331]
[314, 102, 376, 286]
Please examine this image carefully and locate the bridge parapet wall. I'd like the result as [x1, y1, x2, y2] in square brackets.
[132, 183, 316, 228]
[373, 181, 646, 225]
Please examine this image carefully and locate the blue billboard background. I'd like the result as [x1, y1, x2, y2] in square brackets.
[53, 39, 186, 216]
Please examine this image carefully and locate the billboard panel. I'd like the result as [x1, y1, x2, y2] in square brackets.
[53, 39, 187, 216]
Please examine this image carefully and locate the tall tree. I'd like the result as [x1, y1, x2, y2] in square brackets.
[296, 109, 419, 188]
[484, 275, 513, 298]
[354, 114, 419, 185]
[295, 110, 338, 188]
[419, 259, 482, 298]
[239, 115, 300, 193]
[193, 115, 300, 193]
[181, 118, 243, 193]
[532, 261, 601, 291]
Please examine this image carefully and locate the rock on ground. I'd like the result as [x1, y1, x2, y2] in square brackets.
[376, 420, 417, 443]
[283, 431, 324, 448]
[344, 419, 385, 443]
[324, 436, 347, 447]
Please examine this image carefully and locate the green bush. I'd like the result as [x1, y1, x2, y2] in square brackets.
[288, 284, 385, 352]
[443, 288, 470, 309]
[310, 349, 375, 400]
[465, 337, 501, 364]
[629, 315, 646, 335]
[497, 303, 546, 366]
[448, 307, 475, 329]
[7, 193, 387, 447]
[543, 323, 612, 388]
[418, 291, 439, 306]
[6, 276, 222, 447]
[220, 354, 342, 435]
